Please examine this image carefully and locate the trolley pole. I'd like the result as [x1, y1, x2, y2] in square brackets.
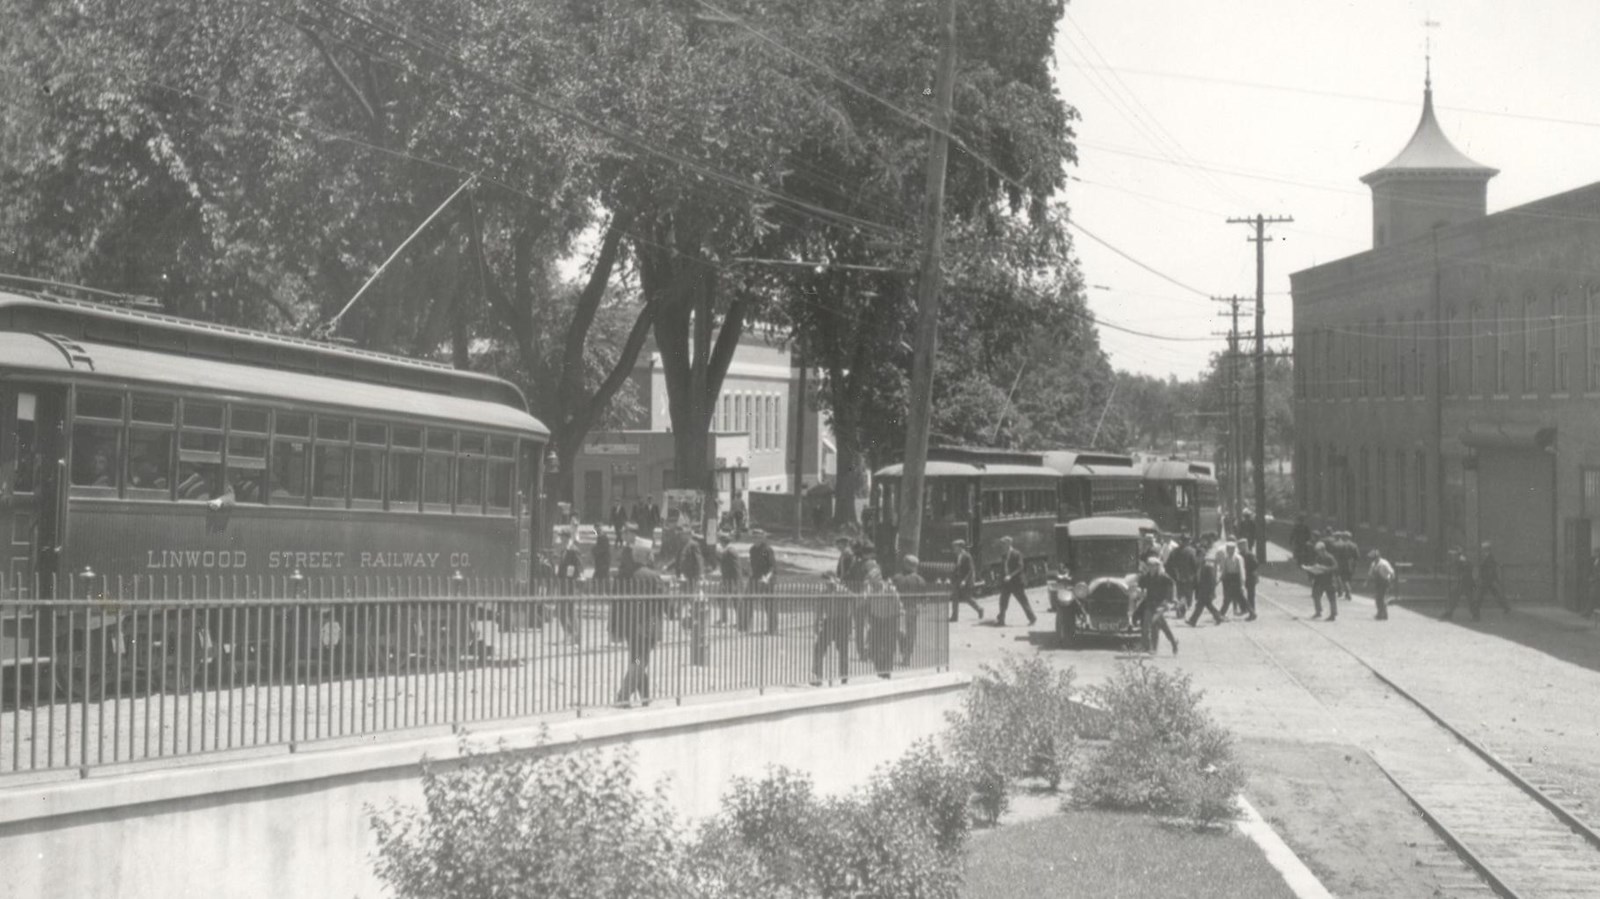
[1228, 214, 1293, 559]
[896, 0, 957, 563]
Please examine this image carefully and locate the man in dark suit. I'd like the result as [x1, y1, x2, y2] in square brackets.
[1476, 541, 1511, 616]
[1308, 540, 1339, 621]
[949, 538, 983, 621]
[748, 528, 778, 634]
[994, 535, 1037, 627]
[1135, 555, 1179, 655]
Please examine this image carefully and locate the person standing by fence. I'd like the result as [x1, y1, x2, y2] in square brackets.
[747, 528, 777, 635]
[553, 537, 583, 645]
[811, 574, 852, 686]
[865, 563, 900, 678]
[892, 554, 926, 667]
[851, 542, 880, 659]
[994, 536, 1037, 628]
[615, 564, 668, 708]
[948, 538, 983, 621]
[716, 532, 741, 626]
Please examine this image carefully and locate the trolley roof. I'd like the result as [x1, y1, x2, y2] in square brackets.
[0, 331, 549, 436]
[1038, 449, 1142, 478]
[0, 287, 530, 410]
[1063, 516, 1157, 538]
[874, 461, 1062, 480]
[1143, 458, 1218, 481]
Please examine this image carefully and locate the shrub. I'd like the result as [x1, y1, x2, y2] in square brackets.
[946, 654, 1080, 802]
[370, 736, 690, 899]
[707, 766, 963, 899]
[875, 739, 973, 853]
[1073, 660, 1245, 825]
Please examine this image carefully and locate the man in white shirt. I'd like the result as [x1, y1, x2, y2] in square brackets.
[1367, 549, 1395, 621]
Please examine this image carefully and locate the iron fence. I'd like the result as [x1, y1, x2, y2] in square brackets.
[0, 573, 949, 775]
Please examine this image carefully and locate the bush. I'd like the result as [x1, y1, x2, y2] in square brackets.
[1073, 661, 1245, 825]
[946, 654, 1081, 809]
[875, 739, 973, 853]
[370, 736, 690, 899]
[706, 765, 964, 899]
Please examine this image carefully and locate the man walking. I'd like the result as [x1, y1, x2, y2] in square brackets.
[1135, 555, 1179, 655]
[1239, 541, 1260, 621]
[850, 542, 881, 657]
[866, 561, 902, 678]
[1220, 541, 1247, 617]
[1307, 540, 1339, 621]
[1476, 541, 1511, 616]
[748, 528, 777, 634]
[948, 538, 984, 621]
[1166, 535, 1198, 619]
[610, 501, 627, 545]
[614, 562, 669, 708]
[1367, 548, 1394, 621]
[1333, 531, 1359, 601]
[892, 554, 927, 666]
[810, 573, 852, 686]
[1186, 538, 1225, 626]
[994, 536, 1037, 627]
[1440, 546, 1477, 621]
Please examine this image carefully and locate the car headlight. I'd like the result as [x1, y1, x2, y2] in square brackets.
[1071, 582, 1089, 600]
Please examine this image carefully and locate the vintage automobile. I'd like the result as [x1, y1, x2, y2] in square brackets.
[1046, 516, 1157, 646]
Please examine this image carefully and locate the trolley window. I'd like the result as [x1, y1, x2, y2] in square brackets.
[423, 429, 453, 511]
[71, 390, 122, 493]
[457, 432, 486, 514]
[177, 400, 225, 501]
[227, 406, 268, 504]
[390, 426, 422, 510]
[351, 421, 386, 507]
[271, 412, 310, 504]
[487, 435, 515, 515]
[312, 416, 350, 507]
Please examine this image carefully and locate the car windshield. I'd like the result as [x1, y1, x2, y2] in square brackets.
[1073, 539, 1139, 578]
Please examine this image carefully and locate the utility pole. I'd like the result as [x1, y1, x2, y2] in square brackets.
[896, 0, 957, 563]
[792, 337, 806, 541]
[1228, 213, 1293, 559]
[1213, 295, 1246, 523]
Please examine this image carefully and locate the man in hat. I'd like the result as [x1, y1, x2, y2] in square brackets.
[864, 556, 904, 677]
[949, 538, 983, 621]
[747, 528, 777, 634]
[892, 554, 927, 667]
[850, 541, 881, 658]
[811, 570, 853, 686]
[1307, 540, 1338, 621]
[716, 531, 742, 626]
[995, 535, 1037, 627]
[1135, 554, 1179, 655]
[1441, 545, 1476, 621]
[1166, 534, 1198, 619]
[1219, 541, 1247, 616]
[1366, 548, 1394, 621]
[1476, 541, 1510, 616]
[833, 534, 857, 587]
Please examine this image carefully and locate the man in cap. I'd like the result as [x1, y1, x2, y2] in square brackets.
[1219, 541, 1247, 617]
[892, 554, 928, 667]
[949, 538, 983, 621]
[995, 535, 1037, 627]
[1366, 548, 1394, 621]
[851, 541, 881, 658]
[747, 528, 778, 634]
[1135, 554, 1179, 655]
[1307, 539, 1338, 621]
[1475, 541, 1510, 617]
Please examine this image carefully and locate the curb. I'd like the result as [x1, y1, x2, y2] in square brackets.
[1235, 796, 1336, 899]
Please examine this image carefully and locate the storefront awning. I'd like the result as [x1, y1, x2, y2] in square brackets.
[1459, 422, 1556, 451]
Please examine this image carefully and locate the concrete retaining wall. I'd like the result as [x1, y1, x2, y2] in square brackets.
[0, 673, 968, 899]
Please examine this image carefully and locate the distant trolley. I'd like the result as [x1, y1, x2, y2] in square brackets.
[0, 281, 549, 694]
[1140, 458, 1221, 538]
[869, 451, 1060, 588]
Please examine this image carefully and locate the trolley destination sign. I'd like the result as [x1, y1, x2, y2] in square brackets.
[142, 550, 476, 571]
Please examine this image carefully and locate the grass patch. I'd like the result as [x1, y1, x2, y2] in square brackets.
[962, 809, 1294, 899]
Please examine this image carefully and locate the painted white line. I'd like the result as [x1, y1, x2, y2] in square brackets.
[1236, 795, 1337, 899]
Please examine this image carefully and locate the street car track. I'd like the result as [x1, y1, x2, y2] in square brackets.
[1243, 587, 1600, 898]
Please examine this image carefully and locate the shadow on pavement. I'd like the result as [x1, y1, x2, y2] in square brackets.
[1429, 605, 1600, 675]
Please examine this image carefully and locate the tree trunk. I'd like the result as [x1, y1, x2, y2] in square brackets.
[826, 383, 863, 527]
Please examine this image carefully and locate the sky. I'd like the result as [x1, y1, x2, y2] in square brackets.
[1057, 0, 1600, 379]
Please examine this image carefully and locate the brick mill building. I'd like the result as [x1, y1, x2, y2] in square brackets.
[1292, 74, 1600, 610]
